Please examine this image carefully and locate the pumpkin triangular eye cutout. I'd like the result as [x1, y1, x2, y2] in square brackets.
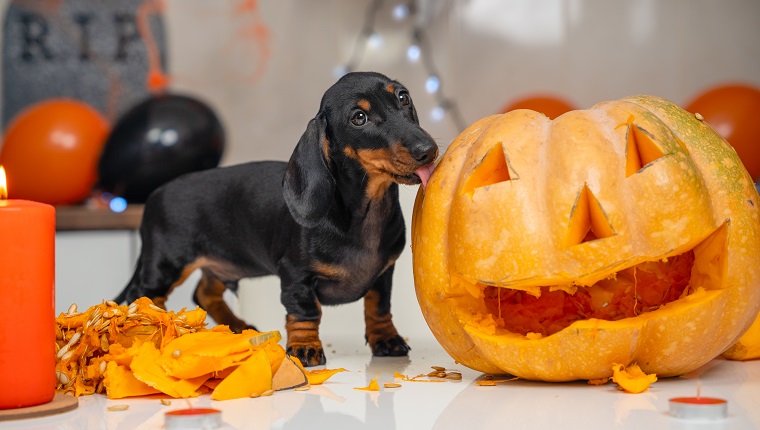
[463, 142, 514, 196]
[626, 125, 665, 177]
[566, 184, 615, 247]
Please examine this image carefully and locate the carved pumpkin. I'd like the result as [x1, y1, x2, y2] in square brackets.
[412, 95, 760, 381]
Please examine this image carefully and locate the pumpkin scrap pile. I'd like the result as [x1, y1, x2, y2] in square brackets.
[55, 298, 208, 396]
[55, 298, 345, 400]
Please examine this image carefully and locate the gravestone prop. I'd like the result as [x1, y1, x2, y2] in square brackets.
[2, 0, 167, 126]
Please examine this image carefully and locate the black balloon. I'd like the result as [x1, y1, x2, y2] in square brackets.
[98, 93, 225, 203]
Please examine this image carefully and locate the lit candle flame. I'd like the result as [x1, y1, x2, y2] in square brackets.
[0, 165, 7, 200]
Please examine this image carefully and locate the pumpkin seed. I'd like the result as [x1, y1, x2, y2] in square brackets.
[160, 399, 172, 406]
[431, 366, 446, 371]
[106, 300, 118, 307]
[107, 405, 129, 412]
[128, 303, 138, 315]
[56, 371, 69, 385]
[99, 360, 107, 374]
[695, 112, 705, 121]
[294, 385, 312, 391]
[67, 304, 78, 315]
[100, 334, 110, 352]
[383, 382, 402, 388]
[261, 389, 274, 397]
[172, 350, 182, 358]
[149, 304, 164, 312]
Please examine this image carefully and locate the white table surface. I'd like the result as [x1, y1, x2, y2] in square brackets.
[3, 338, 759, 430]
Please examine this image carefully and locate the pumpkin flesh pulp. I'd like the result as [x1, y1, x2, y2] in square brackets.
[482, 250, 694, 337]
[468, 222, 726, 339]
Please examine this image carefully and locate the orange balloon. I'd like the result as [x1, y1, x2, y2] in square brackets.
[0, 99, 110, 205]
[685, 83, 760, 180]
[501, 95, 576, 120]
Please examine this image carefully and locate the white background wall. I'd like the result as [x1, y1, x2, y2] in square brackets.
[3, 0, 760, 347]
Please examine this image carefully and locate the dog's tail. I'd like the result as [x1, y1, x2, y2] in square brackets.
[114, 259, 142, 304]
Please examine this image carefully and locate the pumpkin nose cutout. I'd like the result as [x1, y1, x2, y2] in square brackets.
[626, 124, 666, 177]
[566, 184, 615, 247]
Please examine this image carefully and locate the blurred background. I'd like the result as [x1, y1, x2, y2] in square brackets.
[0, 0, 758, 346]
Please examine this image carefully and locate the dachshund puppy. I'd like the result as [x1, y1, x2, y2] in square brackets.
[115, 71, 438, 366]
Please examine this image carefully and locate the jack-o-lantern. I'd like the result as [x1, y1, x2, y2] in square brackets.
[412, 95, 760, 381]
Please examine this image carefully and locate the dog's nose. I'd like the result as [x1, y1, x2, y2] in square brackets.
[411, 142, 438, 165]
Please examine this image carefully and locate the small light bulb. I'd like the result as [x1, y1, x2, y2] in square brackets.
[431, 106, 445, 122]
[406, 44, 420, 62]
[109, 197, 128, 213]
[392, 4, 410, 20]
[425, 75, 440, 94]
[367, 32, 383, 49]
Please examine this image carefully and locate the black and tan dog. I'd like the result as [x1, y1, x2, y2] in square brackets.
[115, 72, 438, 366]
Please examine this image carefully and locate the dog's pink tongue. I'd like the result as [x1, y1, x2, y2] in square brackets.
[416, 163, 436, 190]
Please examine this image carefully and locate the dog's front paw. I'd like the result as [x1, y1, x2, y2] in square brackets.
[287, 343, 326, 367]
[368, 334, 410, 357]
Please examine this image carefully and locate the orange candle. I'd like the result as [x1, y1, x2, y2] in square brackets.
[0, 166, 56, 409]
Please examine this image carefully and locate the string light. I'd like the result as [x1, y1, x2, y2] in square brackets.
[367, 32, 384, 49]
[335, 0, 467, 131]
[425, 74, 440, 94]
[392, 4, 410, 20]
[406, 44, 421, 62]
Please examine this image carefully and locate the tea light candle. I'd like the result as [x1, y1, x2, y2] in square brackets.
[669, 384, 728, 421]
[0, 166, 56, 409]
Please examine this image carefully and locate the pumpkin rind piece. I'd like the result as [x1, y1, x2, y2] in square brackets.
[211, 349, 272, 400]
[272, 356, 308, 391]
[103, 361, 161, 399]
[158, 330, 276, 379]
[130, 341, 209, 398]
[412, 95, 760, 381]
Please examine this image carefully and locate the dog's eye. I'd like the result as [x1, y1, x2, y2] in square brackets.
[351, 111, 367, 126]
[398, 91, 411, 106]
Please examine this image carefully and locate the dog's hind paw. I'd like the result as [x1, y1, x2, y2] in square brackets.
[368, 335, 410, 357]
[287, 344, 326, 367]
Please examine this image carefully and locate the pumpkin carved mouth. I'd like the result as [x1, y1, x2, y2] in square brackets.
[458, 222, 727, 338]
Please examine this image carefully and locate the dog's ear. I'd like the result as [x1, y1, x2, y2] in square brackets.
[283, 116, 335, 227]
